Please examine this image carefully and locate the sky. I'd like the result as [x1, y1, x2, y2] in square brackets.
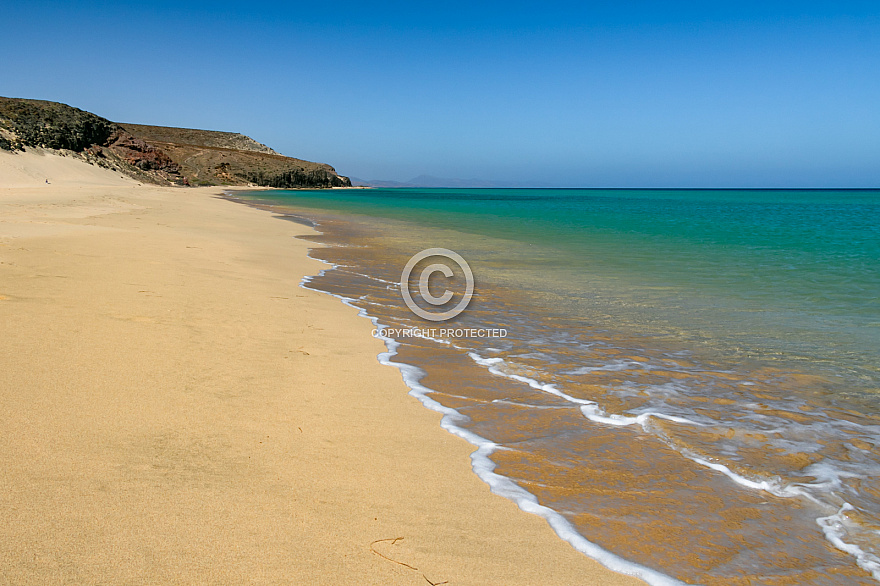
[2, 1, 879, 187]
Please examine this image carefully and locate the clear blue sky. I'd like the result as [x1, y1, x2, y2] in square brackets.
[3, 1, 879, 187]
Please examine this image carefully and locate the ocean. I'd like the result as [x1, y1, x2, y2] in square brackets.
[231, 188, 880, 585]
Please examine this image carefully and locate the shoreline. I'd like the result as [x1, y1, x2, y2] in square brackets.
[0, 151, 644, 584]
[229, 189, 879, 584]
[226, 192, 683, 585]
[315, 288, 682, 586]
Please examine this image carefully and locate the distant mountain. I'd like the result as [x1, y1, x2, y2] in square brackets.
[350, 174, 539, 188]
[349, 177, 417, 188]
[0, 97, 350, 188]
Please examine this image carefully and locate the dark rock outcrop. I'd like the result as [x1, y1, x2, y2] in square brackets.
[244, 167, 350, 188]
[0, 97, 113, 152]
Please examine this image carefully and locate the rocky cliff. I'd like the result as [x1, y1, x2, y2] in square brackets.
[0, 97, 351, 188]
[115, 123, 349, 188]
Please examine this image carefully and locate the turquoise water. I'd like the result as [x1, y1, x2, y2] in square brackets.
[248, 188, 880, 386]
[234, 188, 880, 584]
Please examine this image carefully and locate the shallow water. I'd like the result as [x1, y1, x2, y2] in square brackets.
[232, 188, 880, 584]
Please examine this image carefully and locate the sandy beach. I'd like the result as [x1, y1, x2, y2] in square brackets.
[0, 149, 644, 585]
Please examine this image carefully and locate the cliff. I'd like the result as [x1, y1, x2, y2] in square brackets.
[116, 123, 349, 188]
[0, 97, 351, 188]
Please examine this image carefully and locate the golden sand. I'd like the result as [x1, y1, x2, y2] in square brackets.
[0, 149, 644, 585]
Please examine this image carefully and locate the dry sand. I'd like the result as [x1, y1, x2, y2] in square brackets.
[0, 149, 645, 585]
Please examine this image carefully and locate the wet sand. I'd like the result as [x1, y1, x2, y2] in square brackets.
[287, 207, 878, 585]
[0, 149, 644, 585]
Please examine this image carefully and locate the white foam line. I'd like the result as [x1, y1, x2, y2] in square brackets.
[677, 447, 880, 582]
[491, 398, 572, 410]
[297, 274, 685, 586]
[581, 406, 702, 428]
[684, 454, 805, 497]
[818, 504, 880, 581]
[468, 351, 704, 429]
[336, 268, 399, 286]
[564, 361, 647, 375]
[463, 347, 880, 583]
[468, 352, 597, 406]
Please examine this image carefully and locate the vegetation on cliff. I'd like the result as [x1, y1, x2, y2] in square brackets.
[120, 124, 280, 155]
[0, 97, 114, 152]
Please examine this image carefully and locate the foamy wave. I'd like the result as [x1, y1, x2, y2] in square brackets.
[468, 351, 704, 430]
[371, 317, 685, 586]
[298, 278, 686, 585]
[819, 504, 880, 581]
[468, 351, 596, 406]
[563, 360, 650, 374]
[463, 348, 880, 583]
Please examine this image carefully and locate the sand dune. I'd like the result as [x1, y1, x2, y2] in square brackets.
[0, 147, 135, 189]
